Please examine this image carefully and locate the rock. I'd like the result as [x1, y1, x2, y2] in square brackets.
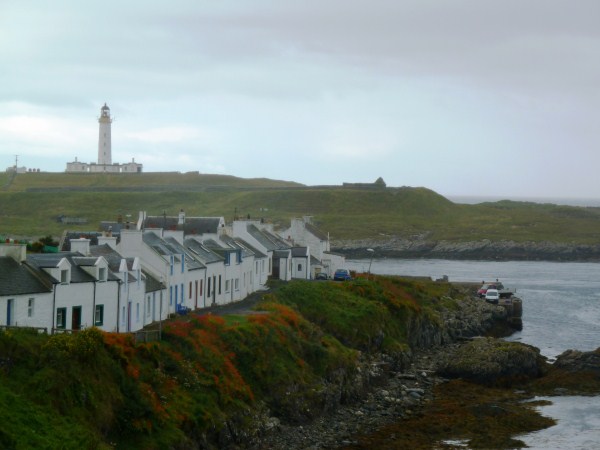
[332, 238, 600, 262]
[437, 337, 547, 385]
[553, 348, 600, 374]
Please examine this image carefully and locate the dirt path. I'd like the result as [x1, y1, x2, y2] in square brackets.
[194, 288, 273, 317]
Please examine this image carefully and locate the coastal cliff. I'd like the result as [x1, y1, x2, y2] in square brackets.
[333, 237, 600, 261]
[1, 277, 596, 449]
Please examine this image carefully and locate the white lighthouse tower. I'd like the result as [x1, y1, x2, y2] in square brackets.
[65, 103, 143, 173]
[98, 103, 112, 166]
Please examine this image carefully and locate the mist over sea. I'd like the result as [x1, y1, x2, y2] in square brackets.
[346, 258, 600, 449]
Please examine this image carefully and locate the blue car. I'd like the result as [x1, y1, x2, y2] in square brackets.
[333, 269, 352, 281]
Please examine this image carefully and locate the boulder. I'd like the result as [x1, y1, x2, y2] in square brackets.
[437, 337, 547, 385]
[553, 348, 600, 374]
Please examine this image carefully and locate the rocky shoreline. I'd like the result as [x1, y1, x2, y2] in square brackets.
[259, 345, 451, 449]
[255, 293, 600, 450]
[332, 237, 600, 261]
[256, 296, 517, 449]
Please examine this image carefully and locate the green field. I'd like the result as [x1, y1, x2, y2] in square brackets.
[2, 172, 600, 244]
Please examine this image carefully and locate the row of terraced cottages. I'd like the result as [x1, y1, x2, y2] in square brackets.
[0, 212, 345, 333]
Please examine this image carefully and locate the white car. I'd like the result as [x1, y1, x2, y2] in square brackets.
[485, 289, 500, 304]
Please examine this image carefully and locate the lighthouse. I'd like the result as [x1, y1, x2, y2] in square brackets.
[98, 103, 112, 166]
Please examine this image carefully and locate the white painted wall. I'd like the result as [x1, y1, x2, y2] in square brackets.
[0, 292, 54, 330]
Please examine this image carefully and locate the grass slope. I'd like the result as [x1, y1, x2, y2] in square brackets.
[0, 277, 449, 448]
[2, 173, 600, 244]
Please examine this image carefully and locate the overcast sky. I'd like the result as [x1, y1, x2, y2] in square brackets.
[1, 1, 599, 199]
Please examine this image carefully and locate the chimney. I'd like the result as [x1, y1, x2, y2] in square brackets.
[98, 235, 118, 250]
[137, 211, 146, 231]
[0, 243, 26, 262]
[178, 209, 185, 225]
[70, 238, 91, 256]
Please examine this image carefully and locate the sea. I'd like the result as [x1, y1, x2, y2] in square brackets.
[346, 258, 600, 449]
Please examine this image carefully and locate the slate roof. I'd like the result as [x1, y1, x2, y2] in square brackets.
[163, 237, 205, 271]
[247, 224, 290, 251]
[0, 257, 52, 296]
[273, 249, 291, 259]
[88, 244, 136, 282]
[99, 221, 133, 234]
[305, 222, 328, 241]
[233, 237, 267, 259]
[201, 239, 234, 259]
[26, 253, 96, 284]
[142, 232, 205, 271]
[183, 238, 224, 265]
[143, 216, 222, 235]
[291, 247, 309, 257]
[219, 235, 254, 258]
[143, 270, 164, 293]
[61, 231, 102, 251]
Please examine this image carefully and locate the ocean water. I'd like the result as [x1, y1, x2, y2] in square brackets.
[346, 258, 600, 449]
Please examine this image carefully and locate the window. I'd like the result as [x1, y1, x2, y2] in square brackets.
[218, 275, 222, 295]
[56, 307, 67, 329]
[189, 282, 192, 299]
[60, 269, 69, 284]
[28, 298, 35, 317]
[225, 280, 230, 293]
[146, 296, 151, 317]
[298, 263, 303, 272]
[98, 267, 107, 282]
[234, 278, 239, 291]
[225, 253, 230, 266]
[95, 305, 104, 326]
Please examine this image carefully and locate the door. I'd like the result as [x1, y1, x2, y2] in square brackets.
[6, 299, 14, 326]
[71, 306, 82, 331]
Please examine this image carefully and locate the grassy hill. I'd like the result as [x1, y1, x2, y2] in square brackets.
[2, 172, 600, 245]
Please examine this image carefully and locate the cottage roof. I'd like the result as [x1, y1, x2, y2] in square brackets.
[247, 224, 290, 251]
[143, 216, 222, 235]
[233, 237, 267, 259]
[26, 253, 96, 283]
[273, 249, 291, 259]
[183, 238, 224, 264]
[143, 270, 163, 293]
[291, 247, 309, 257]
[305, 222, 328, 241]
[143, 232, 205, 270]
[88, 244, 138, 282]
[163, 237, 205, 271]
[99, 221, 130, 234]
[60, 231, 103, 251]
[219, 235, 255, 258]
[0, 256, 52, 296]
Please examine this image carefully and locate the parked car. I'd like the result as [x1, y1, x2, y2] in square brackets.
[477, 282, 504, 298]
[485, 289, 500, 304]
[315, 272, 328, 280]
[333, 269, 352, 281]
